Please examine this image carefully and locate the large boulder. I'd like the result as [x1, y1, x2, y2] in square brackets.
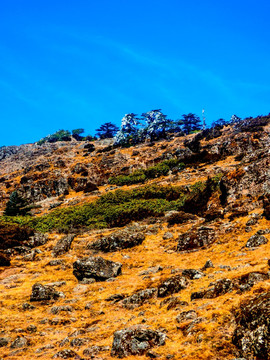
[88, 230, 145, 253]
[191, 278, 234, 300]
[52, 234, 75, 257]
[111, 325, 166, 358]
[177, 226, 216, 252]
[73, 256, 122, 282]
[232, 291, 270, 360]
[68, 177, 98, 193]
[157, 275, 189, 298]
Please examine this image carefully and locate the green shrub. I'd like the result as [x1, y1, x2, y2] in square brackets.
[0, 177, 219, 233]
[108, 159, 185, 186]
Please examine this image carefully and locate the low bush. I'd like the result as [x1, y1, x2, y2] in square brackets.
[108, 159, 185, 186]
[1, 177, 220, 233]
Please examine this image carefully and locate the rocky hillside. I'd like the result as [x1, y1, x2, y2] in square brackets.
[0, 116, 270, 360]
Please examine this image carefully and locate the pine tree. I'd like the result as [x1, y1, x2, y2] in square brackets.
[181, 113, 202, 134]
[4, 191, 29, 216]
[95, 122, 119, 139]
[141, 109, 171, 141]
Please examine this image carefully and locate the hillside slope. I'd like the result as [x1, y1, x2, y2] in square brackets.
[0, 117, 270, 360]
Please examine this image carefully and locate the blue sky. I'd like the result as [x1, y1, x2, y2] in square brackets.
[1, 0, 270, 146]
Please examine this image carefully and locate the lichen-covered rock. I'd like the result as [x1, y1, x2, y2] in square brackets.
[27, 233, 48, 248]
[165, 210, 197, 226]
[177, 226, 216, 252]
[68, 177, 98, 193]
[10, 336, 29, 349]
[30, 283, 64, 302]
[111, 325, 166, 358]
[176, 310, 198, 323]
[157, 275, 189, 298]
[0, 337, 9, 347]
[232, 291, 270, 360]
[88, 230, 145, 253]
[52, 234, 75, 257]
[182, 269, 205, 279]
[73, 256, 122, 281]
[53, 349, 81, 359]
[245, 233, 268, 248]
[191, 278, 233, 300]
[121, 288, 157, 309]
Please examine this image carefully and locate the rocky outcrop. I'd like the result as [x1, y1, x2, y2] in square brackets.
[73, 256, 122, 281]
[18, 178, 69, 203]
[52, 234, 75, 257]
[0, 224, 34, 250]
[30, 283, 65, 302]
[111, 325, 166, 358]
[232, 290, 270, 360]
[164, 210, 197, 226]
[88, 230, 145, 253]
[191, 278, 233, 300]
[177, 226, 216, 252]
[68, 177, 98, 193]
[157, 275, 189, 297]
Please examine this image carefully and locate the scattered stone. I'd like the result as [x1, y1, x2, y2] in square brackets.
[25, 325, 36, 333]
[182, 269, 205, 279]
[49, 318, 72, 326]
[245, 233, 268, 247]
[10, 336, 29, 349]
[111, 325, 166, 358]
[88, 230, 145, 253]
[176, 310, 198, 323]
[191, 278, 233, 300]
[22, 302, 36, 311]
[70, 338, 90, 347]
[53, 349, 81, 359]
[105, 293, 126, 303]
[201, 259, 214, 271]
[50, 305, 74, 314]
[232, 290, 270, 360]
[47, 259, 64, 266]
[30, 283, 65, 302]
[52, 234, 76, 257]
[157, 275, 189, 298]
[165, 211, 197, 226]
[73, 256, 122, 282]
[162, 232, 174, 240]
[121, 288, 157, 309]
[83, 345, 110, 357]
[27, 233, 48, 248]
[0, 337, 9, 347]
[177, 226, 216, 252]
[139, 266, 163, 276]
[160, 296, 188, 310]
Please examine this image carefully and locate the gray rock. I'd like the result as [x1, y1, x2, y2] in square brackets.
[52, 234, 75, 257]
[182, 269, 205, 279]
[157, 275, 189, 298]
[121, 288, 157, 309]
[201, 259, 214, 271]
[177, 226, 216, 251]
[176, 310, 197, 323]
[245, 233, 268, 247]
[30, 283, 65, 302]
[232, 291, 270, 360]
[10, 336, 29, 349]
[0, 337, 9, 347]
[191, 278, 234, 300]
[88, 230, 145, 253]
[73, 256, 122, 282]
[70, 338, 90, 347]
[27, 233, 48, 248]
[111, 325, 166, 358]
[50, 305, 74, 314]
[53, 349, 81, 359]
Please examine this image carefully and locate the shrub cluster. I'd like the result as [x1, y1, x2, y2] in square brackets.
[108, 159, 185, 186]
[1, 177, 220, 233]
